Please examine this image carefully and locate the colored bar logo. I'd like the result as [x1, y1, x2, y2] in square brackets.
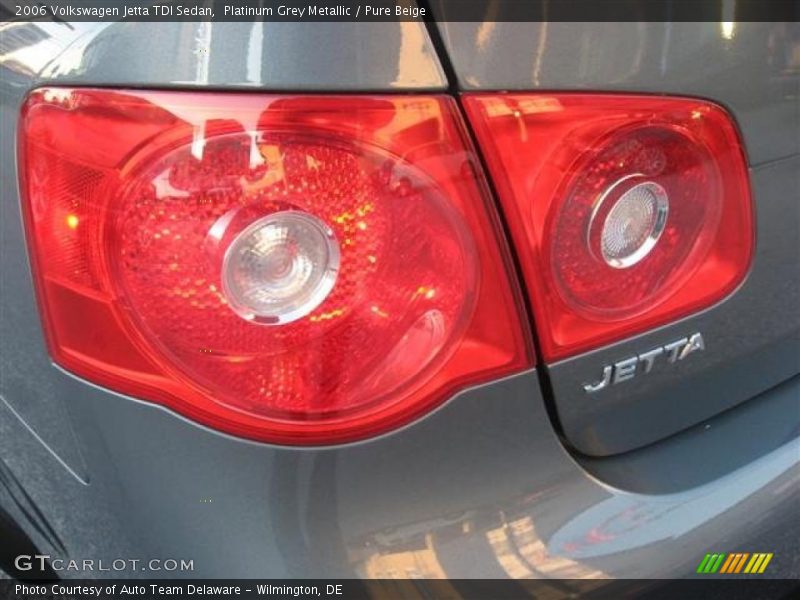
[697, 552, 773, 574]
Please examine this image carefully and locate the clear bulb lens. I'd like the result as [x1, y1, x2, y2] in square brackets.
[222, 211, 339, 324]
[600, 181, 668, 269]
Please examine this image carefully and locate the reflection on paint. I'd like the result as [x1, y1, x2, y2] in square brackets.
[348, 503, 610, 581]
[392, 22, 441, 88]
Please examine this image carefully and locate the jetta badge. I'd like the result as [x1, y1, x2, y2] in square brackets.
[583, 333, 705, 393]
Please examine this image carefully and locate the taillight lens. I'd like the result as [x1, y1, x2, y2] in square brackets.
[463, 94, 753, 360]
[20, 89, 532, 444]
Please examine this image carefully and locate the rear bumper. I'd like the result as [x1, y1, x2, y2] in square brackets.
[2, 368, 798, 579]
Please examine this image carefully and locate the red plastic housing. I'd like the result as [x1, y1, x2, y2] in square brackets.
[463, 94, 754, 360]
[20, 88, 533, 445]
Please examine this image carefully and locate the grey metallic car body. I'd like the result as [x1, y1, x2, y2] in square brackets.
[1, 16, 798, 580]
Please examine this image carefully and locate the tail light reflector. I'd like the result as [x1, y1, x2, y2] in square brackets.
[20, 89, 533, 444]
[463, 94, 753, 360]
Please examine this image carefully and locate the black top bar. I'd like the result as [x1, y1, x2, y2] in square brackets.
[2, 0, 798, 23]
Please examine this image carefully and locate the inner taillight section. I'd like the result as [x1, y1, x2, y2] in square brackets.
[20, 88, 532, 444]
[463, 94, 753, 360]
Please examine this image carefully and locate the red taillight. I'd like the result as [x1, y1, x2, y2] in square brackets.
[20, 89, 532, 444]
[463, 94, 753, 360]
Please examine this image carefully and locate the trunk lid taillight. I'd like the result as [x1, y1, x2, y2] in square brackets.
[463, 94, 753, 361]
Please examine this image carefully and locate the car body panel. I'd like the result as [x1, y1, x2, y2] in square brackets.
[548, 157, 799, 455]
[437, 21, 799, 165]
[436, 19, 800, 454]
[3, 367, 799, 579]
[0, 21, 445, 91]
[0, 15, 798, 582]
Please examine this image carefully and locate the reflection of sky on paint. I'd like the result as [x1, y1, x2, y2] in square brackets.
[0, 22, 111, 76]
[550, 440, 799, 559]
[391, 21, 441, 87]
[246, 22, 263, 83]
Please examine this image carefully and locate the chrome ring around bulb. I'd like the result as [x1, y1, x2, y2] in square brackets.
[221, 211, 340, 325]
[588, 178, 669, 270]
